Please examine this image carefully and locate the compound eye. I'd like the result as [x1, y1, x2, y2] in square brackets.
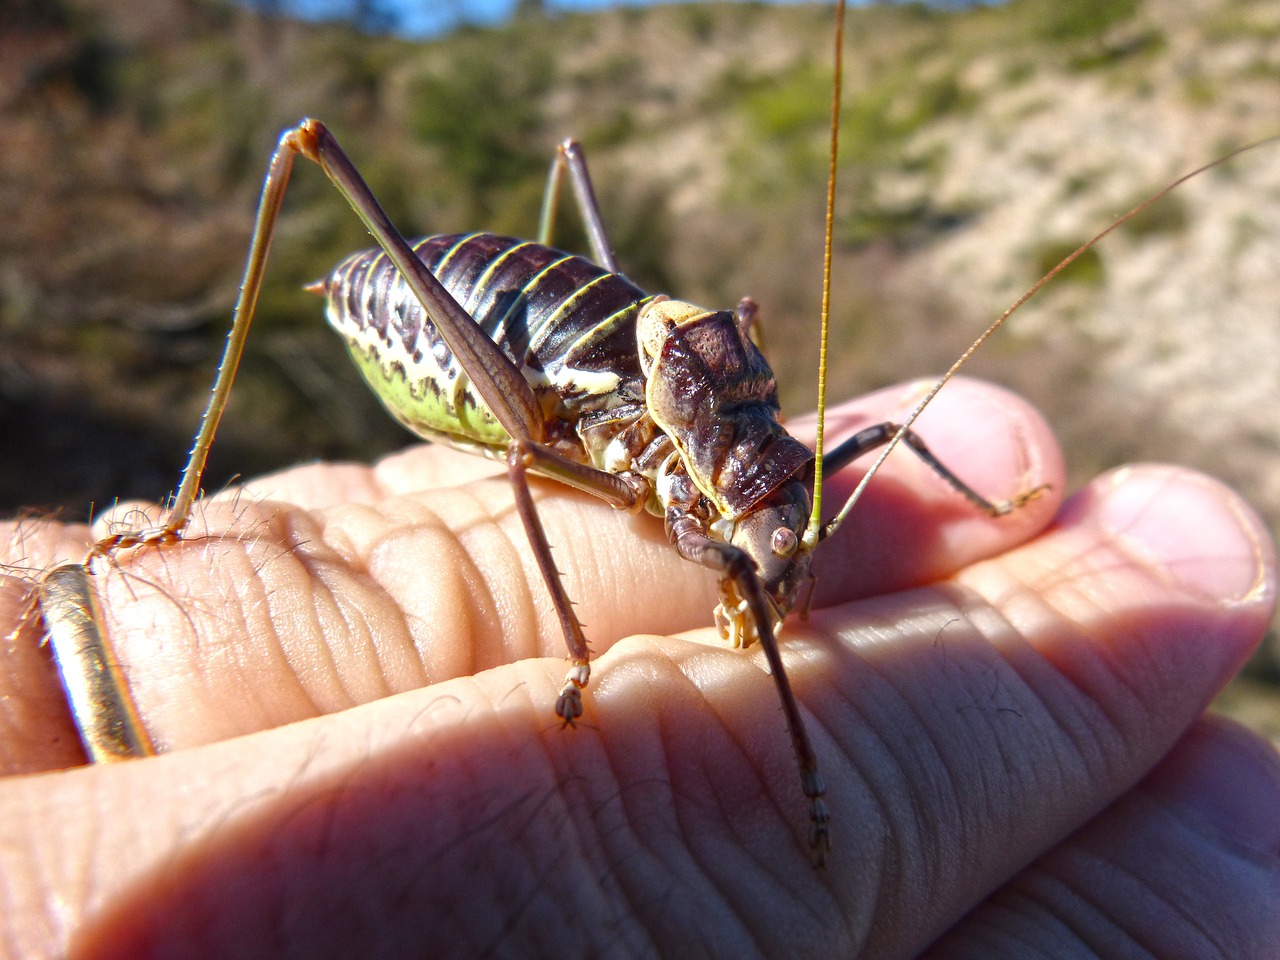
[771, 527, 799, 559]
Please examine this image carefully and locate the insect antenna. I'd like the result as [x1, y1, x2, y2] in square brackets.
[818, 131, 1280, 543]
[801, 0, 846, 554]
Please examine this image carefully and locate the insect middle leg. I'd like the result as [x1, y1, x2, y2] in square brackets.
[509, 438, 832, 857]
[504, 440, 647, 723]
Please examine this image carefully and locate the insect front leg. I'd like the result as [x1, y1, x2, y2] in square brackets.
[666, 510, 831, 864]
[823, 420, 1049, 520]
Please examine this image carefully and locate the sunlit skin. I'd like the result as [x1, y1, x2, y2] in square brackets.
[2, 380, 1278, 958]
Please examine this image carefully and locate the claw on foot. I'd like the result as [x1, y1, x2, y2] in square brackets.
[803, 768, 830, 868]
[88, 520, 186, 562]
[991, 482, 1052, 517]
[556, 662, 590, 727]
[808, 799, 832, 867]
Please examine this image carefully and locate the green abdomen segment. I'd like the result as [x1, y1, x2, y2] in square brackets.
[317, 233, 652, 457]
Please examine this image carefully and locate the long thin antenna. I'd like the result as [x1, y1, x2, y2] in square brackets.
[822, 133, 1280, 539]
[803, 0, 847, 552]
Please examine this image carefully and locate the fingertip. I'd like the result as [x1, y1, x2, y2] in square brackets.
[1087, 464, 1277, 606]
[1037, 463, 1277, 689]
[979, 463, 1276, 752]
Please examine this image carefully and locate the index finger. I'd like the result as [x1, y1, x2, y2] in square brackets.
[0, 377, 1060, 761]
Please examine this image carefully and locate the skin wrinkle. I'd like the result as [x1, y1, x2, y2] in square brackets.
[986, 662, 1136, 881]
[1097, 853, 1222, 959]
[586, 650, 744, 955]
[773, 692, 850, 911]
[507, 510, 567, 661]
[342, 485, 516, 681]
[939, 601, 1099, 841]
[860, 632, 960, 893]
[1040, 623, 1137, 782]
[276, 505, 394, 703]
[127, 542, 263, 744]
[983, 546, 1144, 788]
[370, 528, 478, 684]
[962, 908, 1060, 960]
[690, 740, 795, 948]
[917, 614, 1019, 866]
[705, 668, 796, 860]
[283, 553, 359, 713]
[477, 853, 564, 958]
[953, 606, 1094, 788]
[335, 579, 400, 702]
[217, 539, 314, 728]
[307, 548, 411, 704]
[1117, 784, 1273, 955]
[639, 650, 782, 958]
[852, 586, 1130, 955]
[464, 490, 552, 670]
[499, 691, 643, 958]
[649, 663, 721, 869]
[415, 747, 549, 956]
[1009, 872, 1107, 956]
[1055, 862, 1161, 959]
[1071, 855, 1186, 959]
[803, 669, 880, 954]
[313, 506, 424, 686]
[272, 764, 372, 941]
[591, 660, 686, 860]
[733, 659, 828, 867]
[833, 651, 922, 939]
[526, 790, 631, 958]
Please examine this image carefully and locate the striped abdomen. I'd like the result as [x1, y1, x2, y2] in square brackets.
[316, 233, 653, 461]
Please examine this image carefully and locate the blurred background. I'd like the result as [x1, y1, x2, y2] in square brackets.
[2, 0, 1278, 731]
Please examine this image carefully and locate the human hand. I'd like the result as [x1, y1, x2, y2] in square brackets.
[1, 378, 1277, 958]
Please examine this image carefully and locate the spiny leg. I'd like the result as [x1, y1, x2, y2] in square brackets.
[667, 512, 830, 864]
[536, 138, 619, 272]
[81, 119, 548, 564]
[506, 439, 645, 724]
[823, 421, 1048, 519]
[68, 119, 559, 741]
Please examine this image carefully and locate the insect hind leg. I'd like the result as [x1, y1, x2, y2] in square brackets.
[536, 138, 619, 273]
